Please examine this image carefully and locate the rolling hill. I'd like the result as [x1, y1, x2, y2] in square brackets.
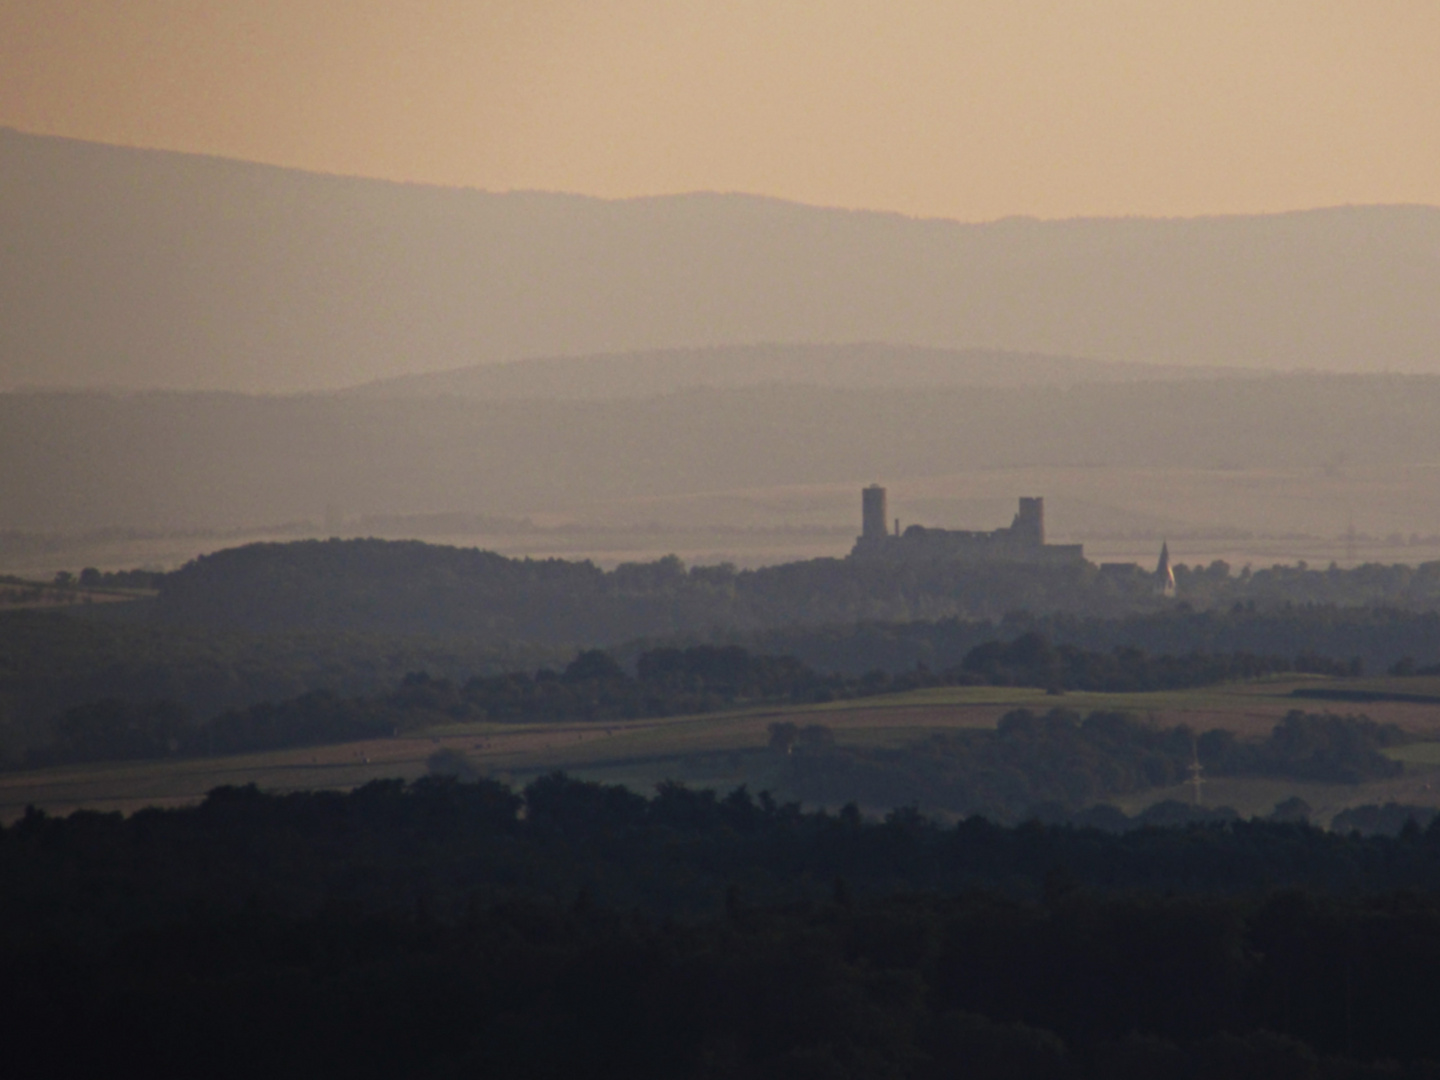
[345, 343, 1250, 400]
[4, 127, 1439, 392]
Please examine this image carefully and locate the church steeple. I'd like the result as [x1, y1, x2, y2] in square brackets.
[1156, 541, 1176, 596]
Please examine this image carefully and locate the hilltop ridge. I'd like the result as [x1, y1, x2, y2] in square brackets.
[344, 343, 1252, 401]
[4, 127, 1439, 391]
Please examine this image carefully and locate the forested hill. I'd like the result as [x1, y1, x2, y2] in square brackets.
[152, 538, 1109, 640]
[144, 538, 1440, 654]
[0, 607, 566, 762]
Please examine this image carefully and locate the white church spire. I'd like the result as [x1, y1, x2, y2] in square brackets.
[1156, 541, 1176, 596]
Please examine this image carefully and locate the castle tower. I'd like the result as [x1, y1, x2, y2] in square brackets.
[1012, 497, 1045, 547]
[861, 485, 888, 542]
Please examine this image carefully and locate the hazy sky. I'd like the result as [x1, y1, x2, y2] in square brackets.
[3, 1, 1438, 221]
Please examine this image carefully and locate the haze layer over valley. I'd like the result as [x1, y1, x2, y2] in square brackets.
[7, 371, 1440, 576]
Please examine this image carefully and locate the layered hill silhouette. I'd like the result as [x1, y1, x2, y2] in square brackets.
[4, 126, 1439, 392]
[346, 344, 1247, 400]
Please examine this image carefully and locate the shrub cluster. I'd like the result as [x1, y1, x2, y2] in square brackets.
[781, 708, 1408, 819]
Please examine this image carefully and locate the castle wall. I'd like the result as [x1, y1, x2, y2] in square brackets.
[851, 492, 1083, 564]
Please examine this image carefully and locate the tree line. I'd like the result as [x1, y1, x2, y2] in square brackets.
[142, 537, 1440, 644]
[20, 637, 1375, 769]
[0, 608, 565, 767]
[779, 707, 1407, 821]
[11, 585, 1440, 766]
[735, 604, 1440, 677]
[10, 776, 1440, 1076]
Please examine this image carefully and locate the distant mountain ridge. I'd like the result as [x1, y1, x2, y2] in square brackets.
[346, 344, 1253, 400]
[3, 127, 1439, 392]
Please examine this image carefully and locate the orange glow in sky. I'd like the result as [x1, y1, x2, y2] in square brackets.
[3, 1, 1438, 221]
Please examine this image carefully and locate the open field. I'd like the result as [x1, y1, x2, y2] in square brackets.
[8, 675, 1440, 826]
[0, 575, 156, 609]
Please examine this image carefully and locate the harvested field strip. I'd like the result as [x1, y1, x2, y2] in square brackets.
[5, 676, 1440, 822]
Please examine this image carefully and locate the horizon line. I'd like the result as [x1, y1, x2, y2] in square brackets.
[6, 124, 1439, 229]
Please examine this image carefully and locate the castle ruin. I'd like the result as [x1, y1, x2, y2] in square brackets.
[851, 485, 1085, 564]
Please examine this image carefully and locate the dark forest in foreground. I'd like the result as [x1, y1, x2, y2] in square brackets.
[9, 776, 1440, 1078]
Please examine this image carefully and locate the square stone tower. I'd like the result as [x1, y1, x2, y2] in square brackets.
[862, 485, 889, 542]
[1013, 497, 1045, 546]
